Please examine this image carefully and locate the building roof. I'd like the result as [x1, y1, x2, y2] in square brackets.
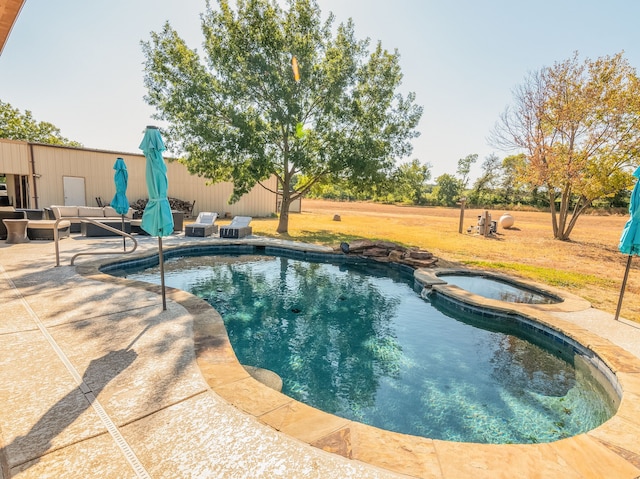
[0, 0, 26, 55]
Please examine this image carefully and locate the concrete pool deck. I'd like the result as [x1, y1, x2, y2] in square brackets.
[1, 233, 640, 478]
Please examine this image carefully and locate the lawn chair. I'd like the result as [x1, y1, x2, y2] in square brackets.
[185, 212, 218, 237]
[219, 216, 252, 239]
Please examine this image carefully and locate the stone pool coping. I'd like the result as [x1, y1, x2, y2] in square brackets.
[79, 238, 640, 479]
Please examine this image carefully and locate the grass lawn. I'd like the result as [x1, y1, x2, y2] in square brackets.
[244, 199, 639, 323]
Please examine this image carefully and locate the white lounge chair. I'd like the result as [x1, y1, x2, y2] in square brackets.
[219, 216, 252, 239]
[185, 212, 218, 237]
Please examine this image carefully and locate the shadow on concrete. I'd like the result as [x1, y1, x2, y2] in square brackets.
[2, 348, 137, 475]
[0, 250, 199, 476]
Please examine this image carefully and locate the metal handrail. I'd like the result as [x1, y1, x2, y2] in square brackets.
[54, 217, 138, 266]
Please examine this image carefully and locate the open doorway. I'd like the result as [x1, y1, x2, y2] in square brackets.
[0, 173, 30, 207]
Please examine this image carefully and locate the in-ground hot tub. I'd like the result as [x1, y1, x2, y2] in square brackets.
[435, 271, 562, 304]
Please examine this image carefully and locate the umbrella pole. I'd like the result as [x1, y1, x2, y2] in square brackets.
[121, 214, 126, 251]
[159, 236, 167, 311]
[614, 255, 633, 321]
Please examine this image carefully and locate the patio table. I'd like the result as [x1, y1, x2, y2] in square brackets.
[3, 218, 29, 243]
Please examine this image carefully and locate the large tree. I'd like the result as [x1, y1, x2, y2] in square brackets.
[492, 52, 640, 240]
[456, 153, 478, 189]
[142, 0, 422, 233]
[500, 153, 528, 206]
[469, 154, 500, 206]
[434, 173, 462, 207]
[0, 100, 82, 147]
[390, 159, 432, 205]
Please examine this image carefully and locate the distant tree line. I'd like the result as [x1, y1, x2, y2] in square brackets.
[306, 151, 631, 211]
[309, 51, 640, 241]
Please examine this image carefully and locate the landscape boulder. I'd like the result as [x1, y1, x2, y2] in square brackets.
[338, 240, 437, 269]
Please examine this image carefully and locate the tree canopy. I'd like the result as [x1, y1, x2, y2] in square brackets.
[434, 173, 462, 207]
[390, 159, 431, 205]
[142, 0, 422, 233]
[0, 100, 82, 147]
[492, 52, 640, 240]
[456, 153, 477, 189]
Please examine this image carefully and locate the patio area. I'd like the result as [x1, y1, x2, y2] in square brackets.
[1, 233, 640, 478]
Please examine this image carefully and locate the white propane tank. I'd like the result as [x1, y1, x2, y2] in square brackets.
[499, 213, 515, 229]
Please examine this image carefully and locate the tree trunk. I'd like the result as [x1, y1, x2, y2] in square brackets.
[556, 184, 572, 239]
[549, 190, 559, 238]
[550, 185, 578, 241]
[556, 228, 571, 241]
[276, 191, 292, 234]
[561, 196, 590, 240]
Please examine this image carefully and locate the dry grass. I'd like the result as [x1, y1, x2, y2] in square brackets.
[245, 199, 640, 323]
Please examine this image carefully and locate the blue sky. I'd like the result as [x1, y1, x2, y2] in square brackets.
[1, 0, 639, 180]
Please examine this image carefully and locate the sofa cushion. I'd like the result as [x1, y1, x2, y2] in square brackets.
[27, 219, 71, 229]
[78, 206, 105, 217]
[104, 206, 133, 218]
[52, 205, 79, 218]
[103, 206, 118, 217]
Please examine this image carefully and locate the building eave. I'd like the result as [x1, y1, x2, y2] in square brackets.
[0, 0, 26, 56]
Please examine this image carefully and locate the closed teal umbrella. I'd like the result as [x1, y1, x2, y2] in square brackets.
[111, 157, 129, 251]
[615, 166, 640, 320]
[139, 126, 174, 310]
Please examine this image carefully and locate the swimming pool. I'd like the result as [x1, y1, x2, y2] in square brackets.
[108, 249, 617, 444]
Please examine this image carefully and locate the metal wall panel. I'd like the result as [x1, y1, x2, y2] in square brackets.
[0, 139, 30, 174]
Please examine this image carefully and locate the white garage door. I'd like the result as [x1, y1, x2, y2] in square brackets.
[63, 176, 86, 206]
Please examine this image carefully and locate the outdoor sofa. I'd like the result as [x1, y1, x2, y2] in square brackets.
[131, 211, 184, 235]
[50, 205, 134, 234]
[1, 208, 70, 240]
[27, 220, 71, 240]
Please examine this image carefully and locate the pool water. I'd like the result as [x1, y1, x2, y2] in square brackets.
[119, 254, 615, 444]
[439, 274, 560, 304]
